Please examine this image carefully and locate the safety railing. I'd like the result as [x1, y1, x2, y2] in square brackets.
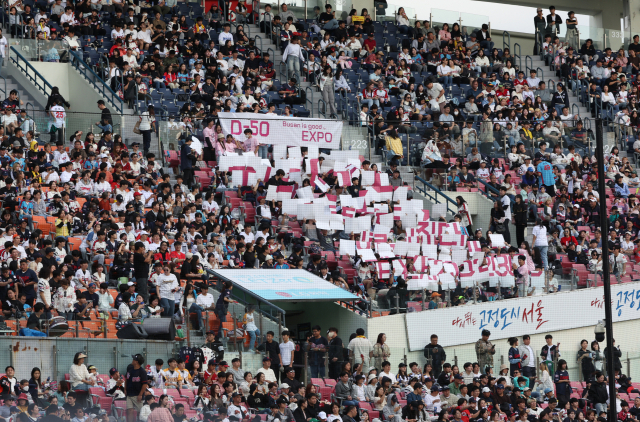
[69, 50, 124, 115]
[513, 42, 521, 70]
[414, 175, 458, 216]
[317, 98, 326, 118]
[525, 55, 532, 74]
[305, 86, 314, 117]
[502, 30, 510, 51]
[254, 34, 263, 56]
[9, 46, 52, 98]
[0, 75, 6, 98]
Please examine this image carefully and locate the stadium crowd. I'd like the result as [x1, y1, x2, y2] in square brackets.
[0, 329, 634, 422]
[2, 0, 640, 334]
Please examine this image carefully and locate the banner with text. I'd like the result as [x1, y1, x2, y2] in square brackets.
[405, 282, 640, 350]
[218, 113, 342, 149]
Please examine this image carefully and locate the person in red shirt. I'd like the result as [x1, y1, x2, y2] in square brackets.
[513, 70, 529, 92]
[619, 401, 632, 422]
[154, 241, 172, 264]
[363, 33, 376, 55]
[203, 360, 218, 385]
[559, 227, 578, 249]
[169, 241, 186, 268]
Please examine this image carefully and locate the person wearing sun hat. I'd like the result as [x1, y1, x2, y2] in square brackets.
[428, 292, 442, 310]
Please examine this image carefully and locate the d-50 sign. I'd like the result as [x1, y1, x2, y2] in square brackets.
[219, 112, 343, 149]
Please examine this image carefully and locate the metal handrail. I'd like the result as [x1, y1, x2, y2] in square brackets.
[502, 31, 510, 51]
[305, 86, 314, 117]
[476, 178, 515, 207]
[536, 66, 544, 82]
[9, 46, 53, 98]
[514, 42, 521, 70]
[0, 75, 6, 98]
[318, 98, 326, 118]
[69, 50, 124, 114]
[525, 55, 532, 74]
[572, 103, 581, 119]
[413, 175, 458, 216]
[254, 34, 263, 56]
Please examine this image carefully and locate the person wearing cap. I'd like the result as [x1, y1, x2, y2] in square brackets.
[226, 392, 248, 421]
[424, 385, 442, 413]
[0, 396, 16, 417]
[256, 357, 276, 384]
[105, 368, 125, 399]
[70, 352, 94, 393]
[475, 330, 495, 375]
[448, 374, 465, 396]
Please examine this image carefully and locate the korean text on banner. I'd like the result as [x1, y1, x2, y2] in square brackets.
[218, 112, 343, 149]
[405, 280, 640, 350]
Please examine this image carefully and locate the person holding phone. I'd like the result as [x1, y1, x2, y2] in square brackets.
[475, 329, 496, 374]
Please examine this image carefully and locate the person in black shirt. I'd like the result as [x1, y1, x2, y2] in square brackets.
[26, 303, 46, 331]
[62, 392, 81, 414]
[287, 245, 304, 267]
[180, 253, 205, 284]
[0, 267, 17, 304]
[306, 255, 321, 274]
[85, 283, 99, 308]
[173, 404, 188, 422]
[266, 169, 296, 188]
[262, 332, 282, 381]
[133, 242, 153, 302]
[125, 354, 148, 422]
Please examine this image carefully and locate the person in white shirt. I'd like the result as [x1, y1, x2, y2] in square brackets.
[282, 36, 304, 82]
[218, 23, 234, 46]
[280, 330, 296, 368]
[378, 361, 396, 383]
[256, 358, 277, 383]
[227, 393, 248, 420]
[347, 328, 373, 364]
[74, 261, 92, 289]
[424, 387, 442, 413]
[531, 219, 549, 272]
[137, 23, 152, 45]
[0, 29, 6, 76]
[240, 226, 255, 244]
[192, 289, 215, 332]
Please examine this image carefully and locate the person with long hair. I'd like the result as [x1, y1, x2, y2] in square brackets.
[455, 196, 473, 235]
[28, 368, 48, 407]
[372, 333, 391, 371]
[319, 65, 337, 118]
[70, 352, 93, 392]
[554, 359, 571, 404]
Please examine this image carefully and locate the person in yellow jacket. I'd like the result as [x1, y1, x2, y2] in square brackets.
[385, 129, 403, 160]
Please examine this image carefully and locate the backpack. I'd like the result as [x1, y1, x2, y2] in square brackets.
[309, 244, 321, 255]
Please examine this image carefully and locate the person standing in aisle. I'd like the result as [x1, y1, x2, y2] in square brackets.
[280, 330, 296, 376]
[423, 334, 446, 379]
[327, 327, 343, 380]
[138, 104, 156, 156]
[475, 329, 495, 374]
[49, 98, 66, 144]
[520, 335, 537, 387]
[319, 65, 337, 118]
[0, 29, 6, 76]
[282, 36, 304, 82]
[263, 331, 281, 382]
